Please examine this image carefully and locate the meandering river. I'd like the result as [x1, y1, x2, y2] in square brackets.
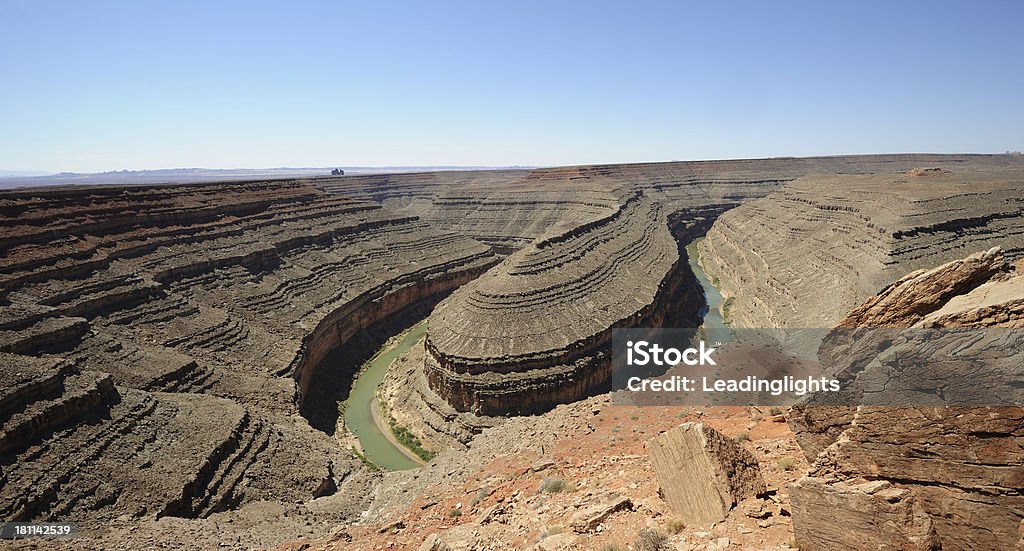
[345, 239, 727, 471]
[343, 321, 428, 471]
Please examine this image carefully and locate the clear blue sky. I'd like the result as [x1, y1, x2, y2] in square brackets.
[2, 0, 1021, 172]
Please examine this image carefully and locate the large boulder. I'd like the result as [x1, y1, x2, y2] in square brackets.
[646, 423, 765, 525]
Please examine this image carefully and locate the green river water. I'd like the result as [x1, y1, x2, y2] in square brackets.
[345, 240, 727, 471]
[686, 238, 731, 335]
[343, 321, 428, 471]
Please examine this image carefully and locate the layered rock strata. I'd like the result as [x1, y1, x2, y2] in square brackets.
[789, 249, 1024, 550]
[366, 156, 1024, 435]
[0, 352, 343, 522]
[646, 423, 766, 525]
[423, 194, 704, 416]
[0, 179, 497, 521]
[4, 153, 1024, 534]
[699, 171, 1024, 330]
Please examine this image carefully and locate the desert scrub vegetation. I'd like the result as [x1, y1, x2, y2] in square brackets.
[538, 477, 577, 494]
[389, 421, 435, 461]
[778, 457, 797, 471]
[735, 432, 750, 442]
[721, 296, 735, 322]
[635, 527, 671, 551]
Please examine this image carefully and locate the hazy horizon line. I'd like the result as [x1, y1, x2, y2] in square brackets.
[5, 150, 1023, 178]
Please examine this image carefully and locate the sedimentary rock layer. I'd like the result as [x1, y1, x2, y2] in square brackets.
[4, 153, 1024, 533]
[360, 155, 1024, 425]
[0, 179, 497, 521]
[789, 249, 1024, 551]
[0, 352, 342, 522]
[646, 423, 765, 526]
[423, 193, 703, 416]
[699, 170, 1024, 329]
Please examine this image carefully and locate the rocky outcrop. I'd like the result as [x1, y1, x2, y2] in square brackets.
[646, 423, 766, 526]
[424, 194, 704, 416]
[0, 351, 344, 522]
[789, 249, 1024, 550]
[699, 172, 1024, 330]
[790, 478, 939, 550]
[0, 179, 497, 522]
[5, 154, 1024, 543]
[836, 246, 1010, 329]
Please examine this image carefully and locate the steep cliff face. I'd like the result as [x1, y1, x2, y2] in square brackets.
[788, 249, 1024, 551]
[0, 180, 497, 521]
[424, 193, 704, 416]
[699, 171, 1024, 330]
[370, 156, 1024, 431]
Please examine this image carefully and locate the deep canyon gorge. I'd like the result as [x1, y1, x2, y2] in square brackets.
[3, 154, 1024, 550]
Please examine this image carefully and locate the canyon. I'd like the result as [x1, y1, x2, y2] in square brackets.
[2, 153, 1023, 549]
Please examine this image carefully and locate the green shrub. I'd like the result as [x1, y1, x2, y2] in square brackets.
[350, 447, 379, 472]
[390, 422, 436, 461]
[721, 296, 735, 321]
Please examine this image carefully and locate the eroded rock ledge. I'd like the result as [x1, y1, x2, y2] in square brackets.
[423, 193, 704, 416]
[789, 249, 1024, 550]
[699, 172, 1024, 330]
[0, 180, 497, 521]
[5, 154, 1024, 540]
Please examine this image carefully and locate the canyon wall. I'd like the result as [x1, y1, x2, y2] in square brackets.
[424, 193, 703, 416]
[0, 179, 497, 521]
[5, 153, 1024, 532]
[699, 170, 1024, 330]
[364, 155, 1024, 430]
